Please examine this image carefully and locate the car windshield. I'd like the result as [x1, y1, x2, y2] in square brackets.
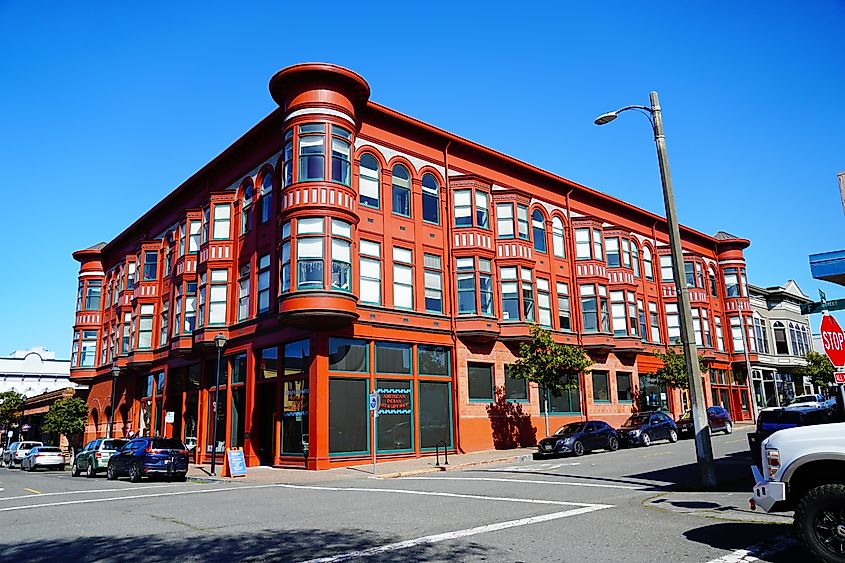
[152, 439, 185, 450]
[20, 442, 41, 449]
[37, 447, 61, 453]
[622, 414, 651, 427]
[554, 423, 585, 436]
[102, 440, 127, 450]
[792, 395, 818, 404]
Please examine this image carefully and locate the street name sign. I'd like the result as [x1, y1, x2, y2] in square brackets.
[801, 298, 845, 315]
[820, 314, 845, 368]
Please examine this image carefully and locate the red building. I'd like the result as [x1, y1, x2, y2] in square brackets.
[70, 63, 756, 469]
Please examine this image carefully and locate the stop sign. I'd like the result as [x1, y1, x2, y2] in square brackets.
[820, 314, 845, 367]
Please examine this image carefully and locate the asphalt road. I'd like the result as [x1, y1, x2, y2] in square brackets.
[0, 427, 807, 562]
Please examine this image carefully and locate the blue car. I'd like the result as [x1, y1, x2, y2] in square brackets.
[107, 437, 189, 482]
[617, 412, 679, 447]
[536, 420, 619, 457]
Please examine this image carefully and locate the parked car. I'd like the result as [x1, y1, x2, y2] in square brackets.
[21, 446, 65, 471]
[72, 438, 128, 477]
[107, 437, 189, 482]
[787, 393, 836, 410]
[676, 406, 733, 438]
[617, 412, 678, 447]
[2, 441, 43, 468]
[537, 421, 619, 457]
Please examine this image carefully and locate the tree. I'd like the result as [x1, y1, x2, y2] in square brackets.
[0, 390, 25, 429]
[43, 396, 88, 452]
[649, 348, 709, 390]
[795, 351, 835, 389]
[507, 325, 593, 435]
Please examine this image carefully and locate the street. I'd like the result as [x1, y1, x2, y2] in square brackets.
[0, 427, 807, 562]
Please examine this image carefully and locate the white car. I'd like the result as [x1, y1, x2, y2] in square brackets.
[1, 441, 43, 468]
[787, 394, 836, 410]
[21, 446, 65, 471]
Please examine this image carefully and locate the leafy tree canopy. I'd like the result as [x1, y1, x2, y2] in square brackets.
[0, 390, 25, 428]
[507, 325, 593, 395]
[43, 396, 88, 437]
[795, 351, 835, 388]
[649, 348, 709, 390]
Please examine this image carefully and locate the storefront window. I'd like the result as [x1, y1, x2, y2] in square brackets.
[328, 338, 368, 372]
[377, 379, 413, 452]
[259, 347, 278, 379]
[418, 346, 449, 377]
[328, 378, 368, 454]
[282, 379, 308, 454]
[638, 375, 669, 412]
[375, 342, 411, 375]
[230, 387, 245, 449]
[419, 381, 452, 449]
[284, 339, 310, 376]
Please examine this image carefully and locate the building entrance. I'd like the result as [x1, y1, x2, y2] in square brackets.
[254, 383, 276, 465]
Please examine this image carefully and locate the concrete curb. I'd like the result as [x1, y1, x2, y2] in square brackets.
[644, 492, 794, 524]
[378, 453, 533, 479]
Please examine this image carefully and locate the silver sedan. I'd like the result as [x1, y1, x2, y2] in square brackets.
[21, 446, 65, 471]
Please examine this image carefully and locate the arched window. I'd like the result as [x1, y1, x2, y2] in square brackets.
[789, 323, 799, 356]
[801, 325, 810, 357]
[259, 173, 273, 224]
[91, 409, 100, 436]
[532, 210, 547, 253]
[392, 164, 411, 217]
[241, 183, 254, 235]
[552, 217, 565, 257]
[359, 153, 380, 209]
[773, 321, 788, 355]
[708, 267, 718, 298]
[631, 243, 640, 277]
[421, 173, 439, 224]
[642, 246, 654, 280]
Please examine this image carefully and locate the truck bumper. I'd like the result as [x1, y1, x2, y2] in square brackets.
[751, 479, 786, 512]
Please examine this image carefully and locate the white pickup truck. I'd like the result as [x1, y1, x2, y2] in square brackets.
[751, 422, 845, 562]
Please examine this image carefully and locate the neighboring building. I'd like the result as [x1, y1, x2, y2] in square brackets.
[748, 281, 814, 408]
[69, 63, 755, 470]
[0, 347, 73, 397]
[19, 387, 88, 453]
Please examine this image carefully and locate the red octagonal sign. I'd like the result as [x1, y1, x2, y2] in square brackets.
[821, 314, 845, 368]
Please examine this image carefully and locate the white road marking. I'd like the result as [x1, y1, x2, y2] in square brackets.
[0, 481, 609, 513]
[399, 476, 647, 490]
[704, 534, 797, 562]
[304, 504, 610, 563]
[484, 462, 580, 472]
[0, 483, 186, 502]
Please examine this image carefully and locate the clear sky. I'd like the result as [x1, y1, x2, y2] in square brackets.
[1, 2, 843, 358]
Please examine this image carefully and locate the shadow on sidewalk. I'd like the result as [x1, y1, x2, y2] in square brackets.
[626, 449, 754, 492]
[0, 528, 493, 562]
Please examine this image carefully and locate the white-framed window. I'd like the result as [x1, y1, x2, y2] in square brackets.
[359, 153, 380, 208]
[660, 255, 674, 282]
[537, 278, 552, 327]
[299, 123, 325, 182]
[208, 269, 228, 325]
[730, 316, 744, 352]
[606, 237, 620, 267]
[331, 219, 352, 292]
[138, 304, 155, 350]
[331, 126, 351, 186]
[393, 247, 414, 309]
[649, 302, 661, 343]
[159, 301, 169, 347]
[238, 263, 250, 321]
[496, 203, 514, 238]
[188, 221, 201, 254]
[476, 191, 490, 229]
[556, 282, 571, 331]
[517, 205, 529, 240]
[665, 303, 680, 344]
[692, 308, 703, 346]
[715, 316, 725, 351]
[257, 253, 271, 314]
[455, 190, 472, 227]
[575, 228, 591, 259]
[392, 165, 412, 217]
[297, 218, 325, 289]
[421, 173, 439, 224]
[424, 254, 442, 312]
[643, 246, 654, 280]
[213, 204, 231, 240]
[552, 217, 565, 258]
[610, 290, 627, 335]
[241, 184, 254, 235]
[359, 240, 381, 305]
[259, 173, 273, 224]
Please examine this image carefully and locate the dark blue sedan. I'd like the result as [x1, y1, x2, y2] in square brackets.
[617, 412, 679, 447]
[536, 421, 619, 457]
[107, 437, 189, 482]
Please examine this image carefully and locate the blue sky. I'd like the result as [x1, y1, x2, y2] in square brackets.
[1, 2, 843, 358]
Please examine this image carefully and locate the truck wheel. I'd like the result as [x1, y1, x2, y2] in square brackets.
[795, 483, 845, 563]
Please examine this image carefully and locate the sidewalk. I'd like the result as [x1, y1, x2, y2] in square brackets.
[645, 491, 793, 524]
[186, 447, 535, 485]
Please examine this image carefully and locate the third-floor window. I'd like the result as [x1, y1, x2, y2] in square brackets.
[454, 189, 489, 229]
[575, 227, 603, 260]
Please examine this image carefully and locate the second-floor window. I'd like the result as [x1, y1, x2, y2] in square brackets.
[299, 124, 325, 182]
[330, 219, 352, 292]
[660, 255, 674, 282]
[456, 257, 494, 316]
[580, 284, 609, 333]
[454, 190, 490, 229]
[574, 228, 603, 260]
[393, 247, 414, 309]
[421, 173, 439, 224]
[359, 240, 381, 305]
[359, 154, 380, 209]
[297, 218, 324, 289]
[143, 252, 158, 281]
[754, 317, 769, 354]
[257, 253, 271, 314]
[537, 278, 552, 327]
[208, 269, 228, 325]
[188, 221, 201, 254]
[557, 282, 571, 330]
[238, 263, 250, 321]
[665, 303, 680, 343]
[138, 304, 154, 349]
[501, 266, 534, 322]
[424, 254, 443, 313]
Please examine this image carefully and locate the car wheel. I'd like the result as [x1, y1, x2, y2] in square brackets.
[724, 421, 733, 435]
[106, 462, 117, 480]
[641, 433, 652, 447]
[86, 463, 96, 478]
[572, 440, 585, 457]
[607, 436, 619, 452]
[668, 429, 679, 443]
[128, 462, 141, 483]
[795, 483, 845, 563]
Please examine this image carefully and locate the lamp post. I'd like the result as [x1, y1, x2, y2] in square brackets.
[210, 333, 227, 476]
[595, 92, 717, 488]
[109, 365, 121, 438]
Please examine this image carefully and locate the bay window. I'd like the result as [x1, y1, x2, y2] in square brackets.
[730, 316, 744, 352]
[580, 284, 609, 333]
[496, 203, 514, 238]
[281, 222, 291, 293]
[517, 205, 529, 240]
[71, 331, 79, 366]
[138, 304, 154, 349]
[330, 219, 352, 291]
[575, 227, 603, 260]
[684, 262, 696, 288]
[606, 237, 620, 267]
[638, 299, 647, 340]
[556, 282, 571, 330]
[610, 290, 638, 337]
[703, 309, 712, 347]
[163, 244, 171, 278]
[283, 129, 293, 186]
[80, 330, 97, 367]
[208, 269, 228, 325]
[359, 153, 380, 208]
[537, 278, 552, 327]
[423, 254, 443, 313]
[257, 253, 271, 314]
[241, 183, 254, 235]
[632, 244, 640, 277]
[724, 268, 740, 297]
[188, 221, 201, 254]
[454, 189, 490, 229]
[532, 210, 547, 253]
[456, 258, 476, 314]
[122, 312, 132, 352]
[692, 308, 702, 345]
[660, 255, 674, 282]
[621, 239, 631, 268]
[649, 302, 661, 343]
[715, 316, 725, 351]
[178, 222, 186, 256]
[298, 124, 325, 181]
[331, 126, 351, 185]
[552, 217, 565, 258]
[201, 207, 210, 244]
[173, 286, 182, 338]
[392, 165, 411, 217]
[666, 303, 680, 344]
[628, 292, 639, 337]
[159, 300, 169, 347]
[297, 218, 324, 289]
[213, 204, 231, 240]
[184, 281, 196, 332]
[773, 321, 788, 354]
[238, 263, 250, 321]
[197, 272, 206, 328]
[521, 268, 535, 322]
[393, 247, 414, 309]
[84, 280, 102, 310]
[422, 173, 439, 224]
[259, 173, 273, 224]
[454, 190, 472, 227]
[593, 230, 603, 260]
[476, 191, 489, 228]
[500, 267, 519, 321]
[643, 246, 654, 280]
[143, 251, 158, 281]
[479, 259, 494, 315]
[359, 240, 382, 305]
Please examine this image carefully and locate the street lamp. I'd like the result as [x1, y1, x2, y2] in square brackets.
[210, 333, 227, 476]
[595, 92, 717, 489]
[109, 365, 120, 439]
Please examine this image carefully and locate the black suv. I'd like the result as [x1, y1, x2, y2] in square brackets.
[747, 406, 839, 469]
[617, 412, 678, 447]
[107, 437, 189, 482]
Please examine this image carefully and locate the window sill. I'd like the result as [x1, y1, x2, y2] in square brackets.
[469, 399, 493, 404]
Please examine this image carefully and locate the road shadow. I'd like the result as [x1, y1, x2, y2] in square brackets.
[625, 449, 754, 491]
[684, 522, 804, 561]
[0, 528, 492, 562]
